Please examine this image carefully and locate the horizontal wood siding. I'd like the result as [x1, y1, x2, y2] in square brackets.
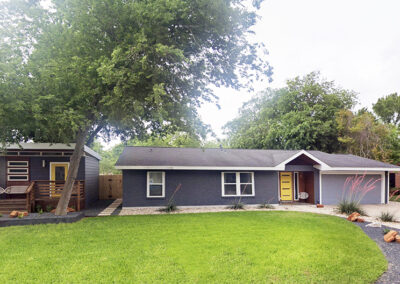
[0, 156, 6, 189]
[85, 156, 99, 207]
[123, 170, 279, 207]
[30, 157, 85, 180]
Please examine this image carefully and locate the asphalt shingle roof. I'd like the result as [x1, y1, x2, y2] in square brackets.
[115, 146, 400, 169]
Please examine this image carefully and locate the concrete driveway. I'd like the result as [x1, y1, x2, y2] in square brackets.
[361, 202, 400, 220]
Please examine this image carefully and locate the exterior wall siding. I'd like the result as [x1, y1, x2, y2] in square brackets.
[0, 156, 6, 189]
[321, 174, 383, 205]
[123, 170, 279, 207]
[84, 155, 99, 207]
[30, 157, 85, 180]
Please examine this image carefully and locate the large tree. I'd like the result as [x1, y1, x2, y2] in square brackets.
[0, 0, 271, 215]
[224, 72, 357, 152]
[373, 93, 400, 126]
[336, 109, 400, 164]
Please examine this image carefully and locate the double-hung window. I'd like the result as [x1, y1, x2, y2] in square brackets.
[147, 171, 165, 198]
[222, 172, 254, 197]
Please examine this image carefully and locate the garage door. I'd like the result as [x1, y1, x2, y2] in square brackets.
[321, 174, 383, 205]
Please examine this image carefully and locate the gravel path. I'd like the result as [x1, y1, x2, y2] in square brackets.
[355, 222, 400, 283]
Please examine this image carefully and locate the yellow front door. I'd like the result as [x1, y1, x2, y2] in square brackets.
[50, 163, 69, 197]
[280, 172, 293, 201]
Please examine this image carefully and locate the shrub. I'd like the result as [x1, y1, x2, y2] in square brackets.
[337, 174, 380, 216]
[0, 213, 2, 217]
[36, 205, 43, 214]
[259, 202, 275, 209]
[18, 213, 24, 219]
[159, 201, 177, 213]
[46, 205, 53, 212]
[379, 211, 396, 222]
[383, 228, 391, 235]
[337, 200, 366, 215]
[159, 184, 182, 213]
[227, 201, 245, 210]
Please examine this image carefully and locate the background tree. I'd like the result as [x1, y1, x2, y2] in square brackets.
[0, 0, 271, 215]
[224, 72, 357, 152]
[373, 93, 400, 126]
[336, 109, 400, 163]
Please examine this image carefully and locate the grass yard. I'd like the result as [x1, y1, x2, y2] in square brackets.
[0, 211, 386, 283]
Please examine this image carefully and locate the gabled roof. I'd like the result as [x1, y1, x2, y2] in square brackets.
[4, 143, 101, 160]
[115, 146, 400, 171]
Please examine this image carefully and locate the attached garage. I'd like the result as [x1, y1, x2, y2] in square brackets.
[320, 173, 385, 205]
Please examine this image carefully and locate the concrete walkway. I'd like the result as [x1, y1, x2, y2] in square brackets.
[98, 199, 122, 216]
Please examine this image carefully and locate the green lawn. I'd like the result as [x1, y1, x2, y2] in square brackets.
[0, 211, 386, 283]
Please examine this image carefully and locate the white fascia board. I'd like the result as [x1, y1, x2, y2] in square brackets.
[115, 165, 281, 171]
[275, 150, 331, 169]
[5, 143, 101, 160]
[320, 167, 400, 172]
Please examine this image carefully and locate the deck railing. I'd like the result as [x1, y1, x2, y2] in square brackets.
[33, 180, 85, 211]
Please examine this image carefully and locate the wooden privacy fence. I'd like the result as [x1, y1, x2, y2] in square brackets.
[99, 175, 123, 199]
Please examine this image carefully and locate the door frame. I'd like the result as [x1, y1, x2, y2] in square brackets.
[279, 172, 293, 201]
[49, 162, 69, 197]
[49, 162, 70, 181]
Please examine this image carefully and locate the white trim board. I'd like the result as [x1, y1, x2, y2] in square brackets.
[116, 165, 279, 170]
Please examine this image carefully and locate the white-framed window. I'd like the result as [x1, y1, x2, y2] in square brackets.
[221, 172, 255, 197]
[7, 161, 28, 167]
[7, 175, 29, 181]
[7, 168, 29, 174]
[147, 171, 165, 198]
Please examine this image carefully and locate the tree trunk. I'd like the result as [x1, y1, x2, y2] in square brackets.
[55, 128, 89, 216]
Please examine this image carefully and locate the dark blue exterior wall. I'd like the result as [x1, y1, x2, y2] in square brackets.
[84, 155, 99, 207]
[123, 170, 279, 207]
[30, 157, 85, 180]
[0, 156, 5, 188]
[0, 155, 99, 206]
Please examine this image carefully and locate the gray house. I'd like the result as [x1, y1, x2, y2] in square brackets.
[0, 143, 100, 213]
[115, 147, 400, 208]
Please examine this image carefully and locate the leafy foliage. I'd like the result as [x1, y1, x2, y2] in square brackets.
[373, 93, 400, 126]
[337, 200, 366, 216]
[0, 0, 271, 145]
[379, 212, 396, 222]
[336, 109, 400, 163]
[224, 72, 357, 152]
[227, 201, 245, 210]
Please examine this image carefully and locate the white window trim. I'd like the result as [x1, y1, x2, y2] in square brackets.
[7, 168, 29, 174]
[7, 161, 29, 167]
[7, 175, 29, 181]
[147, 171, 165, 198]
[221, 172, 255, 197]
[294, 172, 299, 201]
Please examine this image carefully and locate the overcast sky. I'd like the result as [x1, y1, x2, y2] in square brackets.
[198, 0, 400, 138]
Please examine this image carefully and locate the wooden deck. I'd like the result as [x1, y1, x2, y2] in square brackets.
[0, 180, 85, 214]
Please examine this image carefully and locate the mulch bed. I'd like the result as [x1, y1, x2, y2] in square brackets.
[356, 222, 400, 283]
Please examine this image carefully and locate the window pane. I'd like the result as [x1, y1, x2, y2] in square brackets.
[149, 185, 163, 196]
[240, 173, 252, 183]
[149, 172, 162, 184]
[224, 173, 236, 183]
[240, 184, 253, 195]
[224, 184, 237, 195]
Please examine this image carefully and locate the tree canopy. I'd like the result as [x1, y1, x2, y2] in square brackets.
[224, 72, 357, 152]
[336, 109, 400, 164]
[373, 93, 400, 126]
[0, 0, 271, 214]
